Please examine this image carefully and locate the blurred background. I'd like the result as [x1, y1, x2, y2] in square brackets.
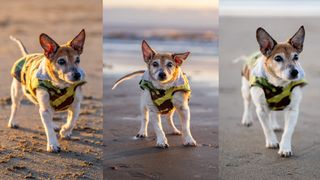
[103, 0, 218, 85]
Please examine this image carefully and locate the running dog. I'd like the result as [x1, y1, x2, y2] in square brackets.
[241, 26, 306, 157]
[8, 30, 86, 152]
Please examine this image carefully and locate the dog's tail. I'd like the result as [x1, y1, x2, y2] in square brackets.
[10, 36, 28, 57]
[232, 55, 248, 64]
[112, 70, 145, 90]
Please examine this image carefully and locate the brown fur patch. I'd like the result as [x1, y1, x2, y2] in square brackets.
[148, 53, 180, 83]
[241, 64, 251, 81]
[45, 44, 79, 82]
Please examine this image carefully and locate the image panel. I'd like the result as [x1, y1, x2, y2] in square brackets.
[0, 0, 103, 179]
[103, 0, 219, 179]
[219, 0, 320, 179]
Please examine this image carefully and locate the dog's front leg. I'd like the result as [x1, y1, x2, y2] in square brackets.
[136, 97, 149, 138]
[279, 87, 302, 157]
[60, 88, 82, 139]
[251, 87, 279, 148]
[173, 92, 196, 146]
[37, 89, 60, 153]
[150, 110, 168, 148]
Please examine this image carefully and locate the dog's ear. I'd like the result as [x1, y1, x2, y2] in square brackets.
[288, 26, 305, 53]
[256, 27, 277, 57]
[172, 52, 190, 66]
[39, 33, 60, 59]
[70, 29, 86, 54]
[142, 40, 156, 63]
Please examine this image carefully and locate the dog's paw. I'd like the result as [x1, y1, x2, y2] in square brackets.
[266, 141, 279, 149]
[156, 142, 169, 149]
[8, 123, 19, 129]
[171, 129, 182, 135]
[59, 129, 72, 140]
[54, 126, 61, 133]
[278, 147, 292, 157]
[242, 115, 253, 127]
[241, 121, 252, 127]
[136, 132, 147, 139]
[278, 141, 292, 157]
[183, 136, 197, 147]
[47, 144, 61, 153]
[273, 128, 283, 132]
[156, 137, 169, 148]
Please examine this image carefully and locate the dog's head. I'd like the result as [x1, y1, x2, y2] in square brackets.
[256, 26, 305, 81]
[39, 29, 86, 84]
[141, 40, 190, 83]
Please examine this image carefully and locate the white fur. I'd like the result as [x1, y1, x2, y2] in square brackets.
[8, 59, 84, 153]
[241, 64, 303, 157]
[137, 70, 196, 148]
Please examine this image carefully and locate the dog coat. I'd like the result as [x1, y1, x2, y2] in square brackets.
[246, 52, 307, 111]
[139, 72, 191, 114]
[11, 53, 86, 111]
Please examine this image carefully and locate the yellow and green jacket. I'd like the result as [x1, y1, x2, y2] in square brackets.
[11, 53, 86, 111]
[139, 73, 191, 114]
[247, 52, 307, 111]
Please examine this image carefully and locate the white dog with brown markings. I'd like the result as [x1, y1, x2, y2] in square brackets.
[112, 40, 197, 148]
[8, 30, 86, 153]
[241, 26, 306, 157]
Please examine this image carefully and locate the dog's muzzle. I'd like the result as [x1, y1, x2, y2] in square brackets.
[73, 71, 81, 81]
[290, 69, 299, 79]
[158, 72, 167, 81]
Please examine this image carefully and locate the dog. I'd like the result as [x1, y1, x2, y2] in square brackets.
[8, 30, 86, 153]
[241, 26, 306, 157]
[112, 40, 197, 148]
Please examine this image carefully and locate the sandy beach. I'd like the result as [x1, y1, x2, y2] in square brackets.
[0, 0, 103, 179]
[219, 16, 320, 179]
[103, 48, 219, 179]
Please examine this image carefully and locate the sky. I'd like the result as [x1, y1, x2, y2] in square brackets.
[103, 0, 218, 33]
[103, 0, 218, 10]
[221, 0, 320, 16]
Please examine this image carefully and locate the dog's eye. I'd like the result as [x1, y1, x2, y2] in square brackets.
[274, 56, 283, 62]
[293, 54, 299, 61]
[57, 58, 66, 65]
[75, 57, 80, 64]
[152, 62, 159, 67]
[167, 62, 173, 68]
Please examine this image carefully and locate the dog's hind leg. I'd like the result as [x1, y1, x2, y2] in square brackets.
[241, 77, 254, 127]
[166, 109, 181, 135]
[8, 79, 22, 128]
[269, 111, 282, 132]
[136, 104, 149, 138]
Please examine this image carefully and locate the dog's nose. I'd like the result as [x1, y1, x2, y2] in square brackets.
[73, 71, 81, 80]
[158, 72, 166, 80]
[290, 69, 299, 78]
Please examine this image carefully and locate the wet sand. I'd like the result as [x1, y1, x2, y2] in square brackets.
[103, 57, 218, 179]
[0, 0, 103, 179]
[219, 16, 320, 179]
